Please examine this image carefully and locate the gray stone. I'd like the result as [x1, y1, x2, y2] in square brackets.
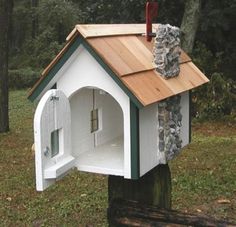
[159, 141, 165, 152]
[153, 24, 181, 79]
[158, 94, 183, 162]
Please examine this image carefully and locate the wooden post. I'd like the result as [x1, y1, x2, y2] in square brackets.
[108, 164, 171, 225]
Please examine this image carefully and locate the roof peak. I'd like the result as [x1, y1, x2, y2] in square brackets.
[66, 24, 159, 40]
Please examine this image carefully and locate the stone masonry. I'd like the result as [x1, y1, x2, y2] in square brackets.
[153, 24, 181, 79]
[158, 95, 182, 161]
[154, 24, 183, 162]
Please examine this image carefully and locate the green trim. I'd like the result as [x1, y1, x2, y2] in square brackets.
[130, 101, 140, 179]
[189, 90, 192, 143]
[79, 37, 143, 109]
[29, 35, 144, 109]
[28, 37, 83, 101]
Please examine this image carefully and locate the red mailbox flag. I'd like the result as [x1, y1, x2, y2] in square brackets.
[146, 1, 158, 42]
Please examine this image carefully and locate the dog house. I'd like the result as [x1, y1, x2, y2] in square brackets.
[29, 24, 209, 191]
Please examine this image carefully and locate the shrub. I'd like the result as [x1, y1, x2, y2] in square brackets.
[193, 73, 236, 120]
[8, 67, 41, 89]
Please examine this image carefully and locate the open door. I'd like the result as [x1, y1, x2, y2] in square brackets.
[34, 89, 75, 191]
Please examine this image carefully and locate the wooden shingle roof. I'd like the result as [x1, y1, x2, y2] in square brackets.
[28, 24, 209, 107]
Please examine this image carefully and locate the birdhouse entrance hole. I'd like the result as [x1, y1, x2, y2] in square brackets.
[70, 87, 124, 176]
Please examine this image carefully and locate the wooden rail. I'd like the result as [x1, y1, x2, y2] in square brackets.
[108, 199, 236, 227]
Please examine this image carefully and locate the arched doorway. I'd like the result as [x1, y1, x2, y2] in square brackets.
[70, 87, 124, 176]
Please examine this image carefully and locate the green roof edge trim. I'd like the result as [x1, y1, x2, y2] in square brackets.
[189, 90, 192, 143]
[28, 37, 82, 102]
[29, 35, 144, 109]
[130, 101, 140, 179]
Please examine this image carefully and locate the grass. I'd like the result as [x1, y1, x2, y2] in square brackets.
[171, 121, 236, 220]
[0, 90, 236, 226]
[170, 133, 236, 220]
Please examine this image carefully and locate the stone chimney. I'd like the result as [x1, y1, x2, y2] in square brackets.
[153, 24, 181, 79]
[153, 24, 183, 162]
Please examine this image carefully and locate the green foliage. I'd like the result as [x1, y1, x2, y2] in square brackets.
[26, 0, 83, 68]
[38, 0, 83, 43]
[158, 0, 185, 26]
[192, 73, 236, 120]
[192, 42, 215, 75]
[10, 0, 84, 70]
[191, 40, 236, 119]
[11, 2, 31, 55]
[198, 0, 236, 80]
[24, 28, 63, 68]
[8, 0, 236, 119]
[8, 67, 40, 89]
[74, 0, 185, 25]
[75, 0, 145, 23]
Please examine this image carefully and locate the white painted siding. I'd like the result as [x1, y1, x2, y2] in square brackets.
[180, 91, 190, 147]
[139, 91, 190, 177]
[94, 89, 123, 146]
[70, 88, 94, 155]
[56, 45, 131, 178]
[139, 103, 160, 177]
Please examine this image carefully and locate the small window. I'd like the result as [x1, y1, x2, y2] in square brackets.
[51, 129, 59, 157]
[91, 109, 99, 133]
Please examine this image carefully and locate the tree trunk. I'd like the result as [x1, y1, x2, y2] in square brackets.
[31, 0, 39, 39]
[0, 0, 13, 133]
[180, 0, 201, 54]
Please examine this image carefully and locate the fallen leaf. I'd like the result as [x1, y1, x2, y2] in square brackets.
[217, 199, 231, 204]
[173, 178, 177, 183]
[6, 197, 12, 201]
[196, 209, 202, 213]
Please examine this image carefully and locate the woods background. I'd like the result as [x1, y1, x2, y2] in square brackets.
[7, 0, 236, 119]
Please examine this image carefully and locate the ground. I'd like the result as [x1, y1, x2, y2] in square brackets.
[170, 121, 236, 221]
[0, 90, 235, 226]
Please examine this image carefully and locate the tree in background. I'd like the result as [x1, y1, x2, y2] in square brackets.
[181, 0, 201, 54]
[31, 0, 39, 39]
[190, 0, 236, 118]
[0, 0, 13, 133]
[6, 0, 235, 118]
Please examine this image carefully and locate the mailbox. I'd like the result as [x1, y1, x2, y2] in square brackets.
[29, 24, 208, 191]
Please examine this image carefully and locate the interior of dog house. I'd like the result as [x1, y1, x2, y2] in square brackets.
[29, 24, 209, 191]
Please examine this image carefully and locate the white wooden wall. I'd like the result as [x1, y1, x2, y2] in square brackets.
[70, 88, 94, 155]
[70, 88, 123, 153]
[94, 89, 123, 146]
[139, 103, 160, 177]
[139, 91, 190, 177]
[56, 45, 131, 178]
[180, 91, 190, 147]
